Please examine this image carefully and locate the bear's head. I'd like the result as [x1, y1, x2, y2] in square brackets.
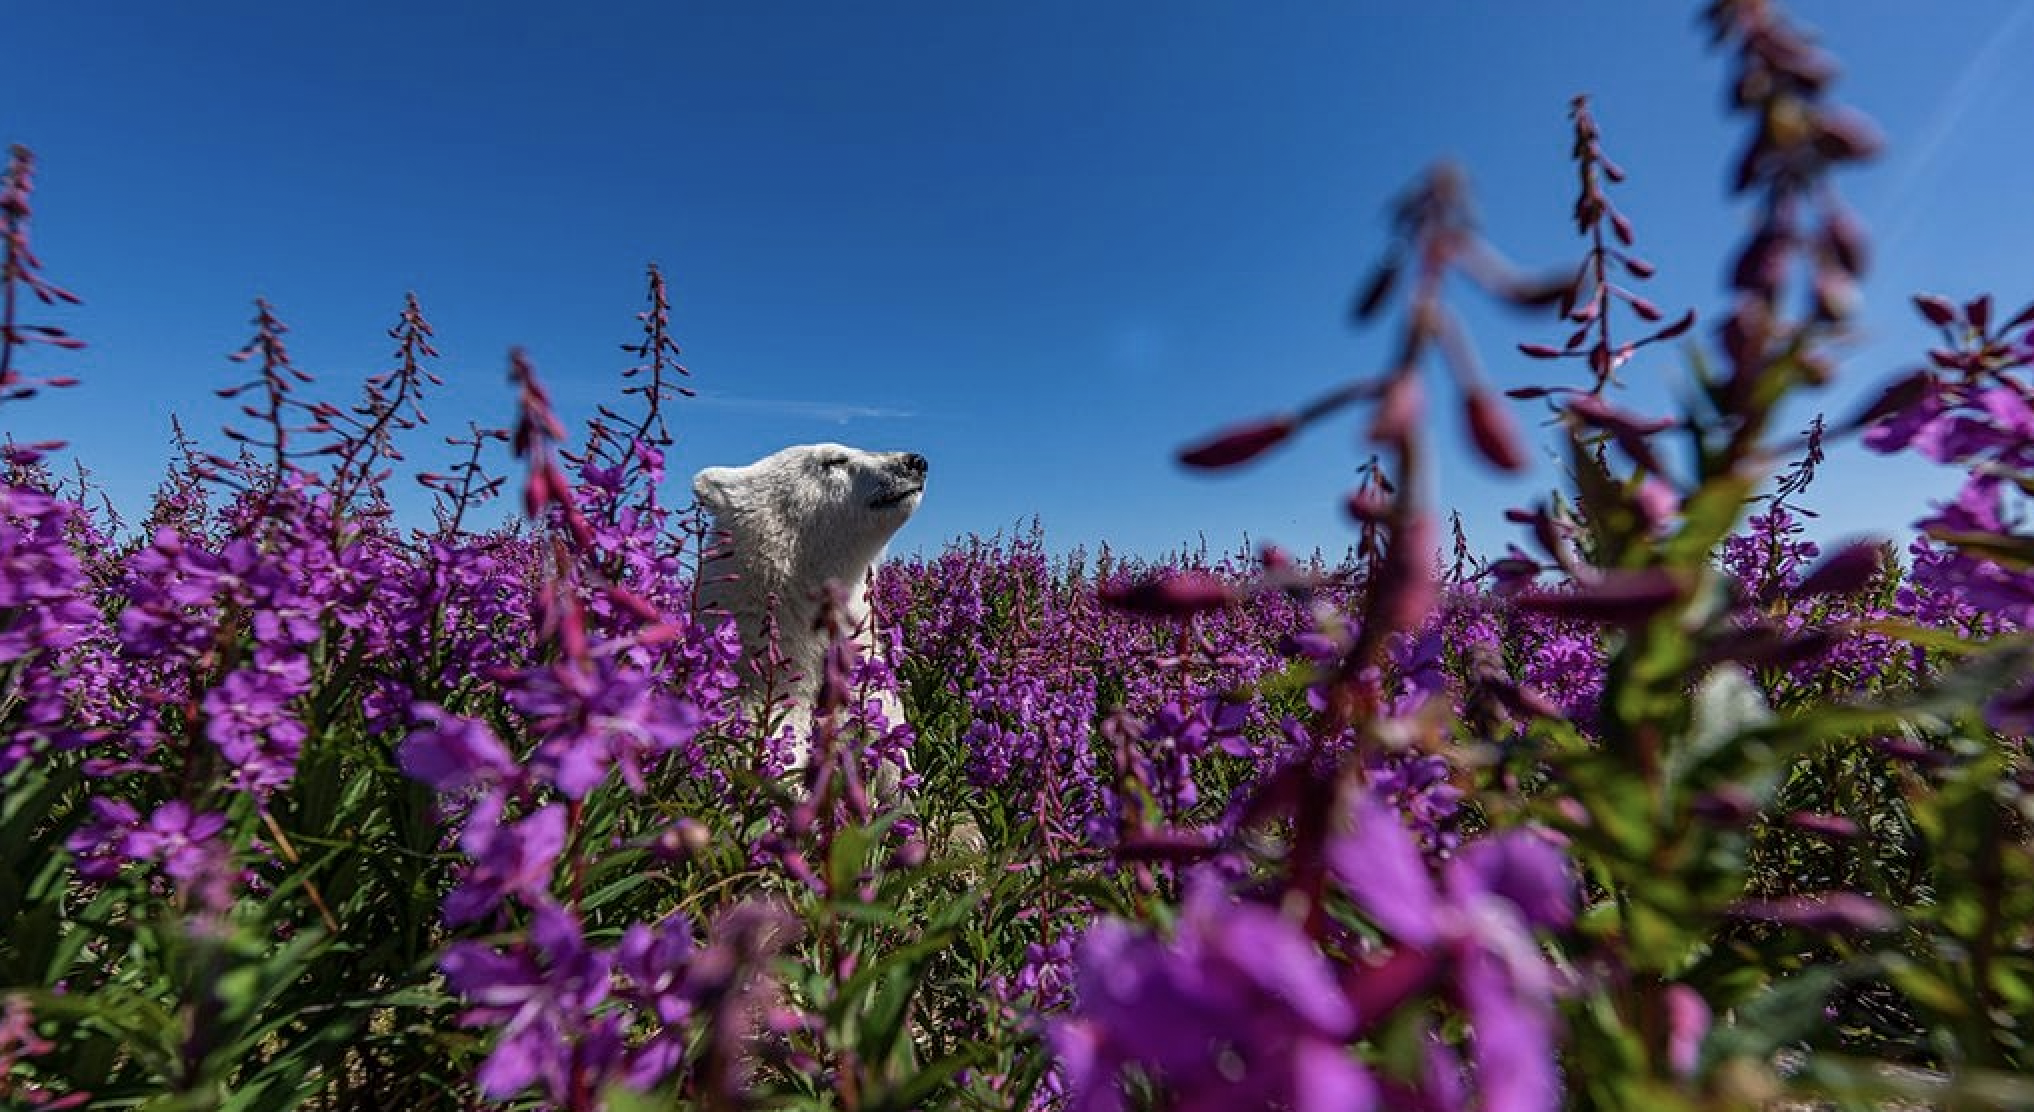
[692, 443, 929, 587]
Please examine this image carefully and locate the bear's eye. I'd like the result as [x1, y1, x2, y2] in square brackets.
[818, 456, 850, 471]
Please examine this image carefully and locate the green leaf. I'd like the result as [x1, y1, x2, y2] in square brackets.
[883, 1045, 993, 1111]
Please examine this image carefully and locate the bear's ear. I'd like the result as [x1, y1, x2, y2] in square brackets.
[692, 467, 735, 511]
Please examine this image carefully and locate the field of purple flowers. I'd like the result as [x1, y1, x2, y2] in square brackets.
[9, 2, 2034, 1110]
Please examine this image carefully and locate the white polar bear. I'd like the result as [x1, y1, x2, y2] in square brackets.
[690, 442, 927, 776]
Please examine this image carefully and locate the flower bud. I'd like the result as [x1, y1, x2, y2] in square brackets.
[1810, 107, 1884, 162]
[1649, 309, 1697, 343]
[1465, 389, 1528, 473]
[1965, 294, 1993, 334]
[1732, 892, 1896, 934]
[1344, 487, 1392, 524]
[1912, 294, 1958, 328]
[1785, 812, 1861, 839]
[1792, 539, 1883, 597]
[1178, 417, 1296, 470]
[1515, 569, 1683, 625]
[1099, 570, 1241, 617]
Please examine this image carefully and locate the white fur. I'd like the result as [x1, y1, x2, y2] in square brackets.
[691, 443, 926, 764]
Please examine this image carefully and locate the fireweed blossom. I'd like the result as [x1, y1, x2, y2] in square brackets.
[201, 660, 313, 799]
[63, 796, 141, 882]
[0, 994, 86, 1110]
[440, 905, 625, 1104]
[442, 796, 568, 927]
[1330, 791, 1576, 1112]
[398, 705, 524, 795]
[123, 801, 229, 886]
[1050, 878, 1376, 1112]
[0, 478, 105, 772]
[505, 650, 716, 799]
[61, 796, 237, 915]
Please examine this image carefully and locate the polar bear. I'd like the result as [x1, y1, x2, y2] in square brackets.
[690, 443, 927, 777]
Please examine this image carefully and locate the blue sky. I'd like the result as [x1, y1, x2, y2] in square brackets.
[5, 2, 2033, 561]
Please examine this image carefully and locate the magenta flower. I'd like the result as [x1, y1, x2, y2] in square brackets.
[399, 705, 521, 793]
[122, 801, 229, 885]
[1050, 879, 1374, 1112]
[440, 905, 622, 1104]
[1330, 793, 1576, 1112]
[64, 797, 141, 881]
[201, 669, 309, 799]
[508, 656, 710, 798]
[444, 798, 568, 926]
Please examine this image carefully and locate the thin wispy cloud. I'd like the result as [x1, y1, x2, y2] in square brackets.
[1877, 3, 2034, 257]
[686, 393, 920, 424]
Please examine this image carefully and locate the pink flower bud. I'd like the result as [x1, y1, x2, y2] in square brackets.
[1785, 812, 1861, 839]
[1965, 294, 1993, 334]
[1792, 539, 1883, 597]
[1733, 892, 1896, 934]
[1344, 487, 1392, 524]
[1515, 569, 1683, 625]
[1099, 570, 1240, 618]
[1665, 985, 1711, 1079]
[1649, 309, 1697, 343]
[1810, 107, 1884, 162]
[1822, 207, 1869, 277]
[1634, 477, 1681, 530]
[1465, 389, 1528, 473]
[1178, 416, 1296, 470]
[1912, 294, 1958, 328]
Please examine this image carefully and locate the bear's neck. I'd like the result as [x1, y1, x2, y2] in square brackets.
[695, 533, 886, 699]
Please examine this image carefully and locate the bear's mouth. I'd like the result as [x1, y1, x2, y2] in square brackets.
[869, 485, 923, 510]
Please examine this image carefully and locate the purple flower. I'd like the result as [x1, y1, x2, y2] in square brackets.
[1050, 879, 1373, 1112]
[444, 798, 567, 926]
[1331, 792, 1576, 1112]
[616, 911, 698, 1026]
[399, 705, 520, 793]
[441, 905, 621, 1104]
[509, 656, 710, 798]
[201, 663, 311, 799]
[65, 797, 141, 881]
[123, 801, 229, 884]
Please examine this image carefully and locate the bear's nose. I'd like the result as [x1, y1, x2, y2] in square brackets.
[900, 453, 929, 476]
